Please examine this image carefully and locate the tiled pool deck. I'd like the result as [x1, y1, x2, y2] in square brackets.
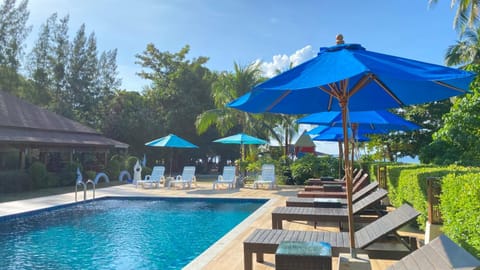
[0, 181, 416, 269]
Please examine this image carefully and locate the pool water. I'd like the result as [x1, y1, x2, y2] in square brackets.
[0, 197, 265, 270]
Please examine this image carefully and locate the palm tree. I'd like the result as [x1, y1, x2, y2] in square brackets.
[196, 62, 261, 134]
[430, 0, 480, 32]
[445, 26, 480, 67]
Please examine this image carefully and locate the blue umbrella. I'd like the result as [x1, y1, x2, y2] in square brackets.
[145, 134, 198, 148]
[145, 134, 198, 175]
[228, 35, 475, 257]
[214, 133, 267, 163]
[213, 133, 267, 145]
[298, 110, 420, 132]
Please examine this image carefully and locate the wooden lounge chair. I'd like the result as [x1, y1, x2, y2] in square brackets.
[213, 166, 236, 190]
[306, 168, 361, 186]
[297, 173, 369, 198]
[243, 204, 420, 270]
[286, 181, 379, 207]
[272, 188, 388, 229]
[304, 170, 366, 191]
[386, 234, 480, 270]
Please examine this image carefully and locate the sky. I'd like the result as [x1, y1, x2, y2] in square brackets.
[24, 0, 460, 157]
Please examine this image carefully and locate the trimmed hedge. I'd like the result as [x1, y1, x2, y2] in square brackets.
[385, 164, 480, 258]
[386, 164, 480, 228]
[440, 173, 480, 258]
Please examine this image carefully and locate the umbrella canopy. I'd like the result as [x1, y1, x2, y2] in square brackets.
[145, 134, 198, 175]
[214, 133, 267, 163]
[227, 35, 475, 257]
[213, 133, 267, 145]
[145, 134, 198, 148]
[298, 110, 420, 132]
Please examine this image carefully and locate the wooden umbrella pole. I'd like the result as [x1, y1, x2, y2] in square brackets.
[341, 101, 356, 258]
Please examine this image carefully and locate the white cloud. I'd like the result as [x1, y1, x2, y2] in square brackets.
[259, 45, 316, 78]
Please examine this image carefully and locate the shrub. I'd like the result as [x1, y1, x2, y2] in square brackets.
[291, 154, 339, 185]
[0, 170, 32, 193]
[386, 164, 480, 229]
[440, 173, 480, 258]
[58, 162, 82, 186]
[29, 162, 48, 188]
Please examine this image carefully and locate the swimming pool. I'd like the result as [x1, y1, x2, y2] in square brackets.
[0, 197, 267, 270]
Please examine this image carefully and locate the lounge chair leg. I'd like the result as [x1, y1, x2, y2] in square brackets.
[256, 252, 264, 262]
[243, 248, 253, 270]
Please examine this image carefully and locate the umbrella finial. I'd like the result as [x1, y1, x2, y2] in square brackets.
[336, 34, 344, 44]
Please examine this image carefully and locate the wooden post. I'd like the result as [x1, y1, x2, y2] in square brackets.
[427, 177, 443, 224]
[376, 165, 387, 190]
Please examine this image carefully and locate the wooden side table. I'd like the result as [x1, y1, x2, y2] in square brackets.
[275, 241, 332, 270]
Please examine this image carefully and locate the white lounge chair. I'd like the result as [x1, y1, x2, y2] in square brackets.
[168, 166, 196, 189]
[213, 166, 236, 190]
[136, 166, 166, 188]
[253, 164, 276, 189]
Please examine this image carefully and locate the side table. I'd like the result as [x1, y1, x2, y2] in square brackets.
[276, 241, 332, 270]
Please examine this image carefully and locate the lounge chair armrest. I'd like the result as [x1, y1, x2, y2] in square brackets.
[218, 175, 224, 181]
[145, 175, 151, 180]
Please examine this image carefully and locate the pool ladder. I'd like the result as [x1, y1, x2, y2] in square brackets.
[75, 180, 96, 202]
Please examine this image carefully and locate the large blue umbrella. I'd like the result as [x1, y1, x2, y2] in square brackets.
[298, 110, 420, 132]
[228, 35, 475, 256]
[145, 134, 198, 175]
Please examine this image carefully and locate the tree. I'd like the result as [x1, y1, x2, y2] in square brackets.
[445, 26, 480, 67]
[136, 44, 215, 170]
[0, 0, 31, 93]
[430, 0, 480, 32]
[422, 64, 480, 165]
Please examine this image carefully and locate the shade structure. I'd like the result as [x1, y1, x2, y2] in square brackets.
[213, 133, 267, 145]
[145, 134, 199, 148]
[145, 134, 198, 175]
[298, 110, 420, 132]
[214, 133, 267, 161]
[227, 36, 475, 257]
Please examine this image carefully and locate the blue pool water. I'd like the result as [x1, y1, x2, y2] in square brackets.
[0, 197, 266, 270]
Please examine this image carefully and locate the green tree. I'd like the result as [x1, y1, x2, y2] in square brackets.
[445, 27, 480, 67]
[136, 44, 215, 170]
[0, 0, 31, 93]
[422, 64, 480, 165]
[430, 0, 480, 32]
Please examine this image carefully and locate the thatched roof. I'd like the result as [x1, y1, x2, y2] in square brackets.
[0, 91, 128, 149]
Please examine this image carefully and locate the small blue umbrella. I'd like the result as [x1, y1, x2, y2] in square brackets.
[145, 134, 198, 175]
[214, 133, 267, 161]
[228, 35, 475, 257]
[213, 133, 267, 145]
[145, 134, 198, 148]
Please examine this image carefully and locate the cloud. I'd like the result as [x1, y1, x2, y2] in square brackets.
[259, 45, 316, 78]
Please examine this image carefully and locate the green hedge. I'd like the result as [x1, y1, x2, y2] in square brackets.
[440, 173, 480, 258]
[290, 154, 339, 185]
[386, 164, 480, 229]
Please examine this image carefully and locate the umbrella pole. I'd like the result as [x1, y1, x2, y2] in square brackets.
[341, 103, 357, 258]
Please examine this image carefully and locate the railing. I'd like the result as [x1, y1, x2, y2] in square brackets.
[75, 181, 86, 202]
[86, 179, 95, 200]
[75, 179, 95, 202]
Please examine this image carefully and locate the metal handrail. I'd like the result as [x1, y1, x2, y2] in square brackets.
[75, 181, 86, 202]
[86, 179, 95, 200]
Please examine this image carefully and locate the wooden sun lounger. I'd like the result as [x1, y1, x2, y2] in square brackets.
[272, 188, 388, 229]
[305, 168, 361, 186]
[243, 204, 420, 270]
[286, 181, 379, 207]
[297, 173, 369, 198]
[304, 170, 367, 191]
[387, 234, 480, 270]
